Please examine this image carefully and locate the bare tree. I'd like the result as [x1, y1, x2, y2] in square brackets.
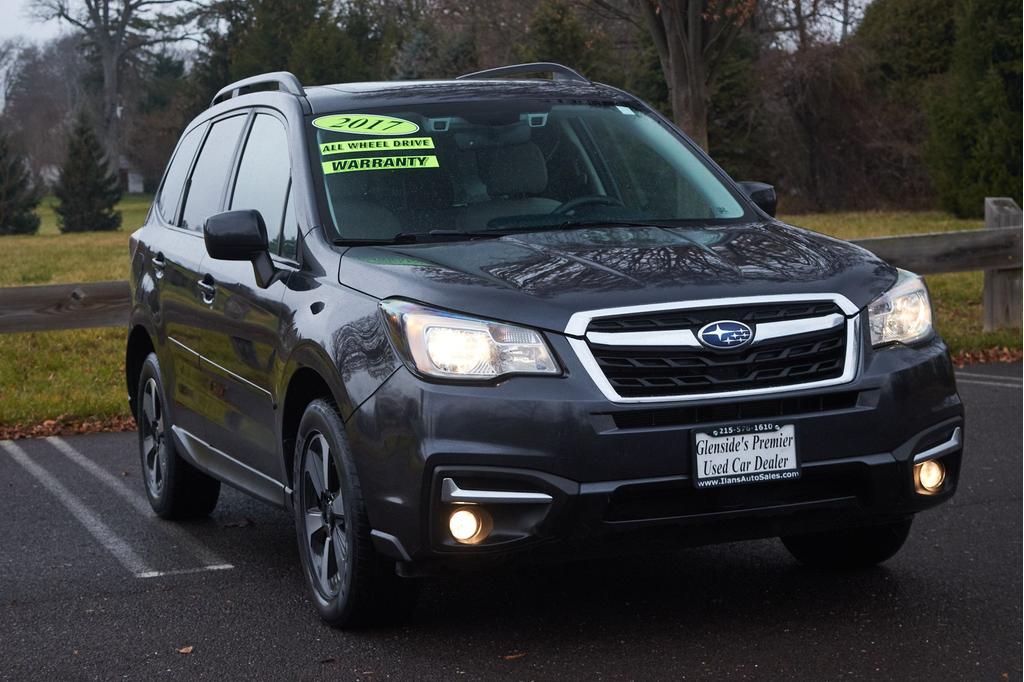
[591, 0, 755, 150]
[0, 38, 27, 110]
[3, 36, 91, 178]
[758, 0, 866, 51]
[32, 0, 192, 163]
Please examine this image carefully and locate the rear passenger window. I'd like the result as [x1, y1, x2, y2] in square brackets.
[230, 114, 291, 253]
[156, 124, 205, 224]
[181, 115, 247, 231]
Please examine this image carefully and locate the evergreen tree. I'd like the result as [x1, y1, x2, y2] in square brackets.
[516, 0, 615, 82]
[924, 0, 1022, 217]
[54, 111, 122, 233]
[858, 0, 956, 89]
[392, 22, 476, 80]
[0, 128, 41, 236]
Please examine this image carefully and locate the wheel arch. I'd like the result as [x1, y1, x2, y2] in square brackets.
[125, 323, 156, 417]
[278, 343, 351, 491]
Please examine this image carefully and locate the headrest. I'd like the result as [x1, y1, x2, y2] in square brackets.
[483, 142, 548, 196]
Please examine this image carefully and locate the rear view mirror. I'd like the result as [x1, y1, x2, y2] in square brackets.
[203, 210, 275, 287]
[738, 181, 777, 218]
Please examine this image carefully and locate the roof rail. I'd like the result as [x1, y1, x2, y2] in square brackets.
[456, 62, 590, 84]
[211, 71, 305, 106]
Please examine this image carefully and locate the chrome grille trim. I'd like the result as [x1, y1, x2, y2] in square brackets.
[585, 312, 846, 348]
[587, 328, 702, 348]
[566, 294, 861, 404]
[752, 312, 845, 343]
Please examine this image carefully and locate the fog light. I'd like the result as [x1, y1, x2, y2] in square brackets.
[915, 459, 946, 494]
[448, 507, 491, 544]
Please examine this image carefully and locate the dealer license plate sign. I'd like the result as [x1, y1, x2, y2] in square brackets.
[693, 422, 799, 488]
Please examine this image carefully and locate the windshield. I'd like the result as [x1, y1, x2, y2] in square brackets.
[310, 101, 749, 241]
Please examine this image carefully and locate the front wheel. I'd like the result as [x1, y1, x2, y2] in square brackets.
[781, 518, 913, 569]
[136, 352, 220, 519]
[293, 399, 419, 627]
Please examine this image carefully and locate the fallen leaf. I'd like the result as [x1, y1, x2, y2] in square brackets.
[177, 646, 194, 655]
[502, 652, 527, 661]
[0, 415, 136, 441]
[222, 517, 255, 528]
[951, 347, 1023, 367]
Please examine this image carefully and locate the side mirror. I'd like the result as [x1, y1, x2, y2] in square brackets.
[738, 181, 777, 218]
[203, 209, 275, 287]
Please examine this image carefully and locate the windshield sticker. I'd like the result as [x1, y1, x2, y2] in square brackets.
[312, 114, 419, 136]
[322, 155, 439, 174]
[319, 137, 434, 156]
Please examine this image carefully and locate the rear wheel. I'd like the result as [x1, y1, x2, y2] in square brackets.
[137, 353, 220, 519]
[293, 399, 419, 627]
[781, 518, 913, 569]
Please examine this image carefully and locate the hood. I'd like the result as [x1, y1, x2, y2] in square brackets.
[338, 221, 897, 334]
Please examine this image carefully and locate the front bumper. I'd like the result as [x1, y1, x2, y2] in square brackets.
[346, 332, 963, 569]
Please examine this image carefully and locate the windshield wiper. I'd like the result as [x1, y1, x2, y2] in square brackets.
[332, 229, 505, 246]
[331, 221, 683, 246]
[426, 229, 504, 239]
[332, 233, 417, 246]
[555, 219, 674, 230]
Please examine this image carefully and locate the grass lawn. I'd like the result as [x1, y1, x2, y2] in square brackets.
[0, 204, 1020, 430]
[0, 195, 150, 286]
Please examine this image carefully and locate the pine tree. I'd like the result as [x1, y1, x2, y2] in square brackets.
[924, 0, 1022, 217]
[54, 111, 122, 233]
[516, 0, 614, 82]
[0, 128, 41, 236]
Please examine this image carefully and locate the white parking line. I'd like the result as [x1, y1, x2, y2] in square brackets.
[956, 371, 1022, 383]
[1, 439, 154, 577]
[45, 436, 234, 573]
[137, 564, 234, 579]
[955, 378, 1023, 390]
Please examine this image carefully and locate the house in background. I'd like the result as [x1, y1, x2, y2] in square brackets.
[119, 155, 145, 194]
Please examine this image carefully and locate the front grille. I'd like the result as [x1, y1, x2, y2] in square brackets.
[608, 390, 860, 429]
[587, 301, 842, 333]
[584, 300, 851, 399]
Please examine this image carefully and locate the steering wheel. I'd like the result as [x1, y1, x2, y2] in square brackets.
[551, 195, 625, 216]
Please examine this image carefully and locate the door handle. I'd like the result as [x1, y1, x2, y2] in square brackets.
[198, 275, 216, 304]
[152, 252, 166, 278]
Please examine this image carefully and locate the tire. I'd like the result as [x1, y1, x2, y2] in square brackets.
[292, 399, 419, 628]
[781, 518, 913, 569]
[136, 352, 220, 519]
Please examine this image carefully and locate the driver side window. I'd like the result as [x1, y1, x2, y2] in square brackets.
[230, 114, 291, 255]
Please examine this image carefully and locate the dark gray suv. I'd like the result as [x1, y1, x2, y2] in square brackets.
[126, 64, 964, 627]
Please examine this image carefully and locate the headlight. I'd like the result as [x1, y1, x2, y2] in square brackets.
[380, 300, 560, 380]
[868, 270, 933, 346]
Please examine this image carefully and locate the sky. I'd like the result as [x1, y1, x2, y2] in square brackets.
[0, 0, 64, 43]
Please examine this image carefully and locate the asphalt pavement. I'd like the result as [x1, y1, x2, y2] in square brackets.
[1, 364, 1021, 681]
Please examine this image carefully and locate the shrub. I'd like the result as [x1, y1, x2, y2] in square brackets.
[0, 128, 41, 235]
[54, 111, 122, 233]
[924, 0, 1023, 217]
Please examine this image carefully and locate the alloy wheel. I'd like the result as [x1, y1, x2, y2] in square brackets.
[140, 377, 168, 497]
[300, 432, 349, 598]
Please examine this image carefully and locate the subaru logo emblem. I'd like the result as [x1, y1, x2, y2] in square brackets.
[697, 320, 753, 349]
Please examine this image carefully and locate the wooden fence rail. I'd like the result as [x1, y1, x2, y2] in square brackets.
[1, 206, 1021, 335]
[0, 280, 130, 334]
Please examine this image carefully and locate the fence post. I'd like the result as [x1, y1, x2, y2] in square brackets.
[983, 197, 1023, 331]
